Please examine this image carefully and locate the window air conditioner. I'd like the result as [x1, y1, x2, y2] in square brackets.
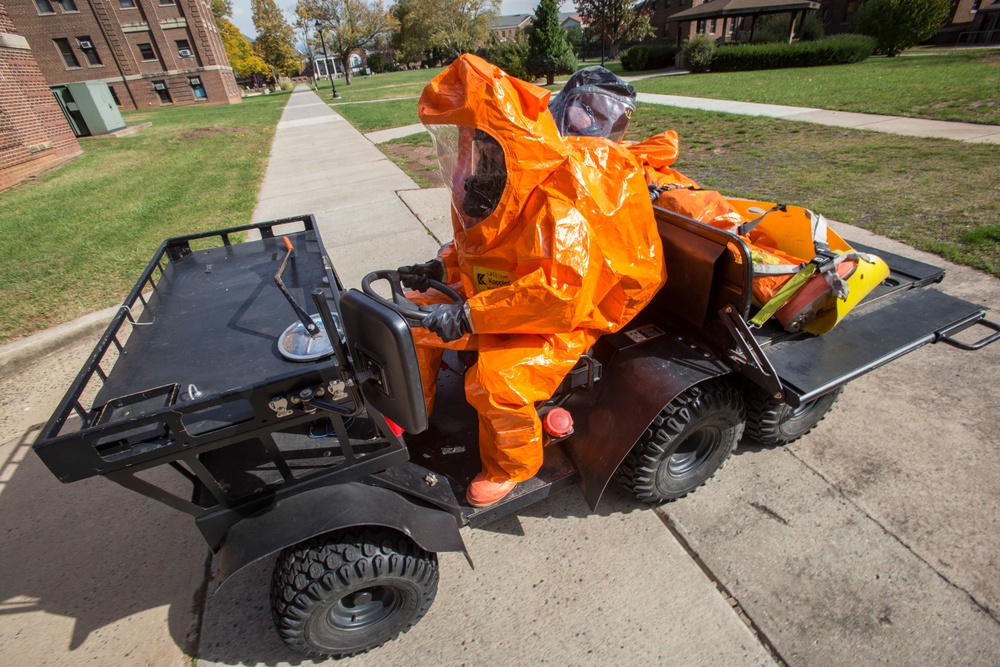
[79, 40, 93, 49]
[179, 49, 193, 57]
[154, 83, 166, 90]
[190, 78, 201, 85]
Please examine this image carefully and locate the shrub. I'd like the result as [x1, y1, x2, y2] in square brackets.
[621, 45, 649, 71]
[366, 52, 396, 73]
[682, 34, 716, 73]
[851, 0, 951, 57]
[750, 10, 825, 43]
[708, 34, 876, 72]
[478, 39, 530, 81]
[623, 44, 678, 71]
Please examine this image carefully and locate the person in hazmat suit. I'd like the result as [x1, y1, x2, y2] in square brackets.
[397, 54, 666, 507]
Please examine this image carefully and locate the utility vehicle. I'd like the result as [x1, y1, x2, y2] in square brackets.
[33, 210, 997, 658]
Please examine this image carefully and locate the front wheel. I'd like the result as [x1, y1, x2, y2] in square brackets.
[270, 527, 439, 658]
[616, 380, 745, 504]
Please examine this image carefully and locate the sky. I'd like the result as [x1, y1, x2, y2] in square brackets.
[229, 0, 577, 39]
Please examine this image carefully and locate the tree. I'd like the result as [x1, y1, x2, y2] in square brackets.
[525, 0, 576, 85]
[296, 0, 398, 85]
[219, 17, 271, 79]
[211, 0, 233, 20]
[431, 0, 499, 59]
[392, 0, 498, 64]
[252, 0, 302, 77]
[850, 0, 951, 57]
[576, 0, 654, 60]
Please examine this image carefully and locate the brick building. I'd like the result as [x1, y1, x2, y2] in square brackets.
[3, 0, 240, 111]
[640, 0, 1000, 47]
[0, 3, 81, 192]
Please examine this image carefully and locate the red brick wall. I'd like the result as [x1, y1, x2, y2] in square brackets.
[5, 0, 240, 111]
[0, 3, 81, 193]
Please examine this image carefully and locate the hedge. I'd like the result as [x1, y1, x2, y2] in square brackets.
[708, 34, 876, 72]
[621, 44, 678, 71]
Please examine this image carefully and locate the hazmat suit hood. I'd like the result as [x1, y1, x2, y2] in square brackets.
[418, 54, 665, 337]
[419, 54, 567, 254]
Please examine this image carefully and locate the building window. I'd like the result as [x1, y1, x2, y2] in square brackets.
[696, 19, 706, 34]
[34, 0, 55, 14]
[153, 81, 172, 104]
[119, 0, 136, 7]
[61, 0, 78, 10]
[176, 39, 193, 58]
[138, 42, 157, 61]
[710, 18, 717, 33]
[53, 38, 81, 68]
[190, 77, 207, 100]
[159, 0, 175, 4]
[78, 36, 102, 66]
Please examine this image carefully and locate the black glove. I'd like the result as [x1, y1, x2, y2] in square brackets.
[397, 258, 444, 292]
[421, 302, 472, 342]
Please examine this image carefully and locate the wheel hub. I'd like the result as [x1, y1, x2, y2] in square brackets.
[328, 587, 400, 630]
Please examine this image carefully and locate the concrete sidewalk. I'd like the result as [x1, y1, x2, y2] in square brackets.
[1, 83, 998, 667]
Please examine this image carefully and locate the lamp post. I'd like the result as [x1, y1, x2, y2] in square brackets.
[314, 21, 340, 99]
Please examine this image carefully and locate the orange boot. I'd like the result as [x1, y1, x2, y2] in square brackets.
[466, 474, 517, 507]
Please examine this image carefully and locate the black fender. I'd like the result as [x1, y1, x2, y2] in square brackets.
[214, 481, 468, 589]
[563, 332, 732, 510]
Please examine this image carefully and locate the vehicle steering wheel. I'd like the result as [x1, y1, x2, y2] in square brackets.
[361, 270, 464, 325]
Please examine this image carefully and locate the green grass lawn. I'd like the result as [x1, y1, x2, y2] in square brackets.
[0, 93, 289, 344]
[314, 68, 442, 133]
[626, 104, 1000, 276]
[633, 50, 1000, 125]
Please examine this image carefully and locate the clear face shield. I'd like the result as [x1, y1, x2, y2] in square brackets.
[428, 125, 507, 229]
[560, 94, 634, 142]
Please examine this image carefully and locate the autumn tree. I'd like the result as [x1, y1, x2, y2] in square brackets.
[220, 17, 271, 78]
[296, 0, 397, 85]
[576, 0, 653, 60]
[850, 0, 951, 57]
[252, 0, 302, 77]
[525, 0, 576, 85]
[210, 0, 269, 79]
[392, 0, 498, 64]
[431, 0, 499, 59]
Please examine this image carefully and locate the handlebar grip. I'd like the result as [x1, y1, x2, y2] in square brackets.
[282, 236, 294, 253]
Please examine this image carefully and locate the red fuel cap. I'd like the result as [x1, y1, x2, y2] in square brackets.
[543, 408, 574, 438]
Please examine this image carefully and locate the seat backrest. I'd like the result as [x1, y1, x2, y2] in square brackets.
[652, 206, 753, 331]
[338, 289, 429, 433]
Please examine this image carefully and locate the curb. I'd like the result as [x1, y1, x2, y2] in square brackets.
[0, 306, 117, 378]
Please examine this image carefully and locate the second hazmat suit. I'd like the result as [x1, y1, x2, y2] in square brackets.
[408, 54, 666, 489]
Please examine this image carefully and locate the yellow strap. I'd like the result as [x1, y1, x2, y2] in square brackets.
[750, 263, 817, 327]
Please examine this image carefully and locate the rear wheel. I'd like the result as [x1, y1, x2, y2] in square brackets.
[617, 380, 745, 504]
[270, 527, 438, 658]
[744, 386, 843, 446]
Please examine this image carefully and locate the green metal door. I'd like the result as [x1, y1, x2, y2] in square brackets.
[51, 86, 90, 137]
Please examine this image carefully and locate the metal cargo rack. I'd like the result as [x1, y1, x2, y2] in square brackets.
[33, 215, 407, 548]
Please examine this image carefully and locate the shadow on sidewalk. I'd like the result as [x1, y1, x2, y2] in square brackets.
[0, 425, 206, 656]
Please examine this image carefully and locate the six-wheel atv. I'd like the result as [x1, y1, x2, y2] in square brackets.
[33, 210, 998, 658]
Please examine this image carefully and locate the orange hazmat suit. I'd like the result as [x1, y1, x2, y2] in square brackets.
[412, 54, 666, 484]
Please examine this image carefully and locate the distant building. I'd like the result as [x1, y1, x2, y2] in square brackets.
[0, 2, 81, 192]
[638, 0, 1000, 47]
[492, 14, 533, 41]
[3, 0, 241, 111]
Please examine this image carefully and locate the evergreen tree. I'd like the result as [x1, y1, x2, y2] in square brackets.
[525, 0, 576, 85]
[252, 0, 301, 78]
[851, 0, 951, 57]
